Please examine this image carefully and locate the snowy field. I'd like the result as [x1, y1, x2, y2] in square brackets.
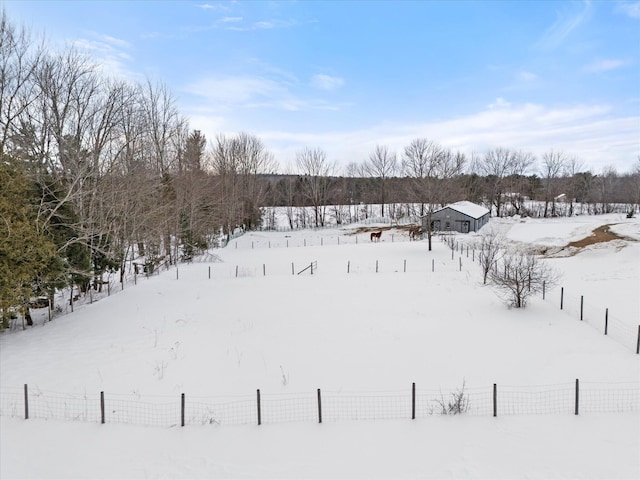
[1, 213, 639, 479]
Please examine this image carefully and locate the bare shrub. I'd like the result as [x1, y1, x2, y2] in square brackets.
[489, 250, 560, 308]
[432, 381, 470, 415]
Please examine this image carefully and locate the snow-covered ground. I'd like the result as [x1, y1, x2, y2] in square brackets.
[1, 213, 639, 479]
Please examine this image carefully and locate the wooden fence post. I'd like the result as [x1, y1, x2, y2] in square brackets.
[493, 383, 497, 417]
[404, 259, 406, 273]
[208, 266, 211, 279]
[376, 260, 378, 273]
[263, 264, 266, 276]
[412, 383, 416, 420]
[542, 281, 545, 300]
[181, 393, 185, 427]
[176, 267, 179, 280]
[432, 259, 434, 272]
[574, 379, 579, 415]
[604, 308, 608, 335]
[24, 384, 28, 420]
[257, 389, 262, 425]
[580, 296, 584, 321]
[292, 263, 295, 275]
[235, 265, 238, 278]
[317, 388, 322, 424]
[101, 391, 105, 424]
[560, 287, 564, 310]
[636, 326, 640, 355]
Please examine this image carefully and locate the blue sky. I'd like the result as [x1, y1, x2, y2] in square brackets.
[4, 0, 640, 174]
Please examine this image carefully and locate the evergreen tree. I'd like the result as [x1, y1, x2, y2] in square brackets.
[0, 156, 58, 328]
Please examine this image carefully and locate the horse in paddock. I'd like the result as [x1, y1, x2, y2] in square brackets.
[370, 231, 382, 242]
[409, 226, 423, 241]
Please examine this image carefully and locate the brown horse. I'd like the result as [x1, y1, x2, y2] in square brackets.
[370, 231, 382, 242]
[409, 226, 423, 241]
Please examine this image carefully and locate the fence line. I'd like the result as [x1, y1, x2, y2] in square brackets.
[542, 285, 640, 353]
[2, 381, 638, 428]
[443, 233, 640, 355]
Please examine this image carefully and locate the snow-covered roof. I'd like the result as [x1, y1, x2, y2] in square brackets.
[437, 201, 490, 219]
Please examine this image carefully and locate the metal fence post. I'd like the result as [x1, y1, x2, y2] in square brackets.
[493, 383, 497, 417]
[181, 393, 185, 427]
[412, 383, 416, 420]
[24, 384, 28, 420]
[257, 389, 262, 425]
[101, 391, 105, 424]
[317, 389, 322, 424]
[575, 379, 579, 415]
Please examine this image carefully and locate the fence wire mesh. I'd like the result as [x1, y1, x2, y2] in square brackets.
[2, 382, 638, 428]
[323, 391, 408, 422]
[545, 287, 639, 352]
[28, 388, 101, 422]
[186, 395, 255, 426]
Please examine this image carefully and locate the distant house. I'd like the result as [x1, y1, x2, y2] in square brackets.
[424, 201, 490, 233]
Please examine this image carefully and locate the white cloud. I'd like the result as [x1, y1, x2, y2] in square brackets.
[517, 70, 538, 81]
[488, 97, 511, 109]
[310, 74, 345, 91]
[249, 102, 638, 174]
[184, 74, 344, 114]
[220, 16, 243, 23]
[224, 19, 300, 31]
[536, 1, 591, 49]
[196, 3, 229, 11]
[185, 76, 285, 104]
[72, 33, 139, 80]
[615, 1, 640, 19]
[584, 58, 628, 73]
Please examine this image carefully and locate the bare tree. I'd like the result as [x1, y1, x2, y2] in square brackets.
[364, 145, 397, 218]
[489, 251, 559, 308]
[477, 226, 504, 285]
[562, 156, 585, 216]
[402, 138, 464, 250]
[210, 132, 276, 233]
[296, 147, 336, 227]
[474, 148, 535, 217]
[597, 166, 619, 214]
[541, 150, 567, 217]
[0, 9, 43, 155]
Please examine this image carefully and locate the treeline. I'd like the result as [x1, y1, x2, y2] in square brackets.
[1, 11, 638, 327]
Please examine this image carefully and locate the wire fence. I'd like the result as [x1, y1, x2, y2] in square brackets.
[443, 234, 640, 355]
[2, 381, 638, 428]
[543, 286, 640, 353]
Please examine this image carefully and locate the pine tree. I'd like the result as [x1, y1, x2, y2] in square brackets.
[0, 156, 58, 328]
